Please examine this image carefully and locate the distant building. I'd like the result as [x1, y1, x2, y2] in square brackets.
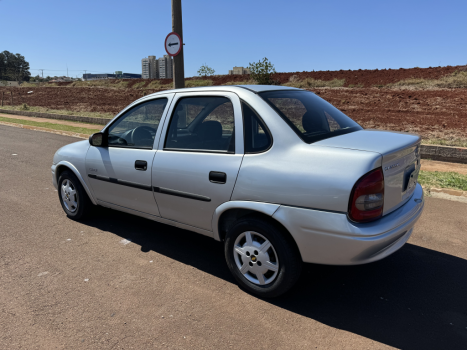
[158, 55, 173, 79]
[228, 66, 251, 75]
[82, 73, 141, 81]
[141, 56, 158, 79]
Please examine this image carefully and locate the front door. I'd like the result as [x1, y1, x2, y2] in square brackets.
[152, 92, 244, 232]
[86, 96, 172, 216]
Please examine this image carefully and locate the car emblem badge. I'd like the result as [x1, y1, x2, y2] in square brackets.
[384, 163, 400, 171]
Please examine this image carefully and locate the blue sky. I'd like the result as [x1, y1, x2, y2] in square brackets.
[2, 0, 466, 78]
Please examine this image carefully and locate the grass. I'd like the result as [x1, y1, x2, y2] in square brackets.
[418, 170, 467, 191]
[422, 138, 467, 148]
[0, 116, 101, 135]
[0, 105, 114, 119]
[185, 79, 213, 87]
[284, 78, 345, 88]
[222, 79, 257, 85]
[387, 70, 467, 89]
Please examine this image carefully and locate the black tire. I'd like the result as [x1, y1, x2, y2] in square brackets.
[57, 170, 92, 220]
[225, 216, 302, 298]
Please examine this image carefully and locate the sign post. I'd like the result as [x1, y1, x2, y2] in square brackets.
[170, 0, 185, 89]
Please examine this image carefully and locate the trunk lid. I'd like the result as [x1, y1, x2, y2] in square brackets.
[314, 130, 421, 215]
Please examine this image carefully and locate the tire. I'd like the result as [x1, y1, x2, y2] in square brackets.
[225, 216, 302, 298]
[57, 170, 92, 220]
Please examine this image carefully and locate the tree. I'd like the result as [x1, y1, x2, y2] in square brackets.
[248, 57, 277, 85]
[0, 51, 31, 82]
[197, 64, 215, 77]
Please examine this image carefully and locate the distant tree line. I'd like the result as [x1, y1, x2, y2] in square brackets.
[0, 50, 31, 82]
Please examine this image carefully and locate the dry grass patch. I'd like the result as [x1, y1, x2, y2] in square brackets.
[387, 71, 467, 89]
[185, 79, 213, 88]
[222, 80, 257, 86]
[0, 105, 114, 119]
[284, 78, 345, 88]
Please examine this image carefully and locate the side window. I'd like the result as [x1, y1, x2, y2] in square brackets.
[165, 96, 235, 153]
[242, 102, 272, 153]
[107, 98, 167, 148]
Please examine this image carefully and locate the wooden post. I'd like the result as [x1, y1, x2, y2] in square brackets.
[1, 92, 3, 106]
[11, 91, 13, 106]
[172, 0, 185, 89]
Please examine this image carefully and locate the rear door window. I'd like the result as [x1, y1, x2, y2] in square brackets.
[242, 102, 272, 153]
[164, 96, 235, 153]
[260, 90, 362, 143]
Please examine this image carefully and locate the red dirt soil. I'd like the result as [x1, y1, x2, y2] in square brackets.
[1, 66, 466, 140]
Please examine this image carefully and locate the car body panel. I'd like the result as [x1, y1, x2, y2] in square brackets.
[315, 129, 422, 214]
[151, 91, 244, 231]
[272, 183, 424, 264]
[231, 145, 382, 213]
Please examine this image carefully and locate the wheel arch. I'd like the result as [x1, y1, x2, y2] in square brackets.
[55, 161, 97, 205]
[213, 201, 303, 261]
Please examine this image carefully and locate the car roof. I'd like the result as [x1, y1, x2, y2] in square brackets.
[145, 84, 302, 97]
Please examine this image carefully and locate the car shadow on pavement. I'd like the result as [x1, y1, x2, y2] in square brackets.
[83, 208, 467, 350]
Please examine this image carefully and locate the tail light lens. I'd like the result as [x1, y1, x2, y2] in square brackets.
[349, 168, 384, 222]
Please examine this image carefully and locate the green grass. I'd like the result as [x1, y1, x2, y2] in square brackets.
[0, 116, 101, 135]
[418, 170, 467, 191]
[0, 105, 114, 119]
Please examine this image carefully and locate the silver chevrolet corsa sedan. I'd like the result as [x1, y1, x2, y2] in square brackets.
[52, 85, 424, 297]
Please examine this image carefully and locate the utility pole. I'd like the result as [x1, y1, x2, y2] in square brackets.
[39, 69, 44, 78]
[172, 0, 185, 89]
[84, 70, 87, 81]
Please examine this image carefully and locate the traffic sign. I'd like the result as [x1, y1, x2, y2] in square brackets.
[165, 32, 182, 57]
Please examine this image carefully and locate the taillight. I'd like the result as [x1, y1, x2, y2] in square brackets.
[349, 168, 384, 223]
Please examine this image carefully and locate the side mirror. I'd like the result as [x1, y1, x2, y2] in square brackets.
[89, 132, 107, 147]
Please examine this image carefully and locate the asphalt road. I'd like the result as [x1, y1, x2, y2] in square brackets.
[1, 125, 466, 350]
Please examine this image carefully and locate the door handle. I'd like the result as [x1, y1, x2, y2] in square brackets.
[209, 171, 226, 184]
[135, 160, 147, 171]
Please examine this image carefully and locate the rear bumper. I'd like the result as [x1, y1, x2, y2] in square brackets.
[272, 183, 424, 265]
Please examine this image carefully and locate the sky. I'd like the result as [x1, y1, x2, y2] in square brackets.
[1, 0, 466, 78]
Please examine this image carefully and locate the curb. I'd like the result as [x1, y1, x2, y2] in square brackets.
[420, 144, 467, 164]
[0, 121, 89, 139]
[0, 109, 110, 125]
[423, 186, 467, 198]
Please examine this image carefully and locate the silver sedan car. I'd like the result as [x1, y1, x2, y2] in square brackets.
[52, 85, 424, 297]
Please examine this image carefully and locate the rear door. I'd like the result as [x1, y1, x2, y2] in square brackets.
[86, 95, 173, 216]
[152, 92, 244, 232]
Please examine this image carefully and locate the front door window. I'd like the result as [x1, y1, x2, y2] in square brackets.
[108, 98, 168, 148]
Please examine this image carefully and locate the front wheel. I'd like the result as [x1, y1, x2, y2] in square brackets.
[224, 216, 302, 298]
[58, 170, 92, 220]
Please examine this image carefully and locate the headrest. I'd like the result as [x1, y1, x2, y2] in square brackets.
[196, 120, 222, 140]
[302, 111, 324, 133]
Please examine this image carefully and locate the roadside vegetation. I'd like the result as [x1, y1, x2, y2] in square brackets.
[387, 70, 467, 89]
[419, 170, 467, 191]
[0, 116, 100, 135]
[422, 137, 467, 148]
[284, 76, 345, 88]
[0, 104, 114, 119]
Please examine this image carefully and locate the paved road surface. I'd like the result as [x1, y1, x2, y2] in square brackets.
[1, 125, 466, 350]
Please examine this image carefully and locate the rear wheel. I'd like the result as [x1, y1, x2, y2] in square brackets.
[225, 216, 302, 298]
[58, 170, 92, 220]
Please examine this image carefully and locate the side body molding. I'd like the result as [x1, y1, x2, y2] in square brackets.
[211, 201, 281, 241]
[54, 161, 98, 205]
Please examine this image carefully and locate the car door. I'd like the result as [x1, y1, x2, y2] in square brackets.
[86, 95, 173, 216]
[152, 92, 244, 232]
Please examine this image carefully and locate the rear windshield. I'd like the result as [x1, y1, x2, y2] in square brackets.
[259, 90, 362, 143]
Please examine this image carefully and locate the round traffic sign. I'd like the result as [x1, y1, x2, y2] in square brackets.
[165, 32, 182, 57]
